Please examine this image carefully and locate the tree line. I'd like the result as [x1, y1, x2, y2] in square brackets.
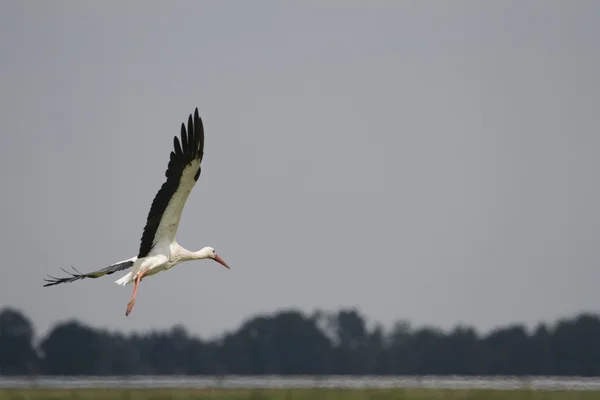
[1, 306, 600, 376]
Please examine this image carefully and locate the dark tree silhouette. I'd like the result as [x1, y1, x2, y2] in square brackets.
[2, 306, 600, 376]
[0, 308, 39, 375]
[40, 320, 108, 375]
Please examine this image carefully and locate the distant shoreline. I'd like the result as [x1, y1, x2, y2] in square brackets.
[2, 376, 600, 391]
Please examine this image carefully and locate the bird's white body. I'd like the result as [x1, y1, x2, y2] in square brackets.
[114, 244, 216, 286]
[43, 108, 230, 316]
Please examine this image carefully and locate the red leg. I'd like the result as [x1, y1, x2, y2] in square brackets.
[125, 271, 145, 316]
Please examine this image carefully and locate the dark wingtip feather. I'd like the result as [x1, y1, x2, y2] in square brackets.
[60, 266, 76, 277]
[194, 109, 202, 150]
[181, 122, 188, 151]
[43, 273, 74, 287]
[187, 114, 194, 157]
[194, 108, 204, 158]
[71, 265, 83, 274]
[43, 275, 61, 287]
[174, 136, 183, 156]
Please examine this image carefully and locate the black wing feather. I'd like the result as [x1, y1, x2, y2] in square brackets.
[137, 108, 204, 258]
[187, 115, 195, 157]
[174, 135, 183, 156]
[181, 123, 188, 154]
[43, 260, 135, 287]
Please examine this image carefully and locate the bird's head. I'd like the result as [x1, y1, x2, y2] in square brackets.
[199, 246, 230, 269]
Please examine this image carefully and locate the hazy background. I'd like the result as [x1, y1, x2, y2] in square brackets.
[0, 0, 599, 341]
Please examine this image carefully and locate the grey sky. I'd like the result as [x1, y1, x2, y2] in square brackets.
[1, 0, 599, 340]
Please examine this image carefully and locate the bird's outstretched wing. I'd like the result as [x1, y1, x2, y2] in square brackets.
[137, 108, 205, 259]
[43, 258, 137, 287]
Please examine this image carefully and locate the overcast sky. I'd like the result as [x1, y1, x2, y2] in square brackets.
[1, 0, 599, 340]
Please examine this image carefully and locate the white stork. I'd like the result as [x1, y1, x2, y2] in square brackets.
[43, 108, 230, 316]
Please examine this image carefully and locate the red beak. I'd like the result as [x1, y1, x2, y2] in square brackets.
[214, 254, 230, 269]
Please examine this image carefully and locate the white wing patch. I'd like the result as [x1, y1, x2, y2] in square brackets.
[150, 159, 201, 250]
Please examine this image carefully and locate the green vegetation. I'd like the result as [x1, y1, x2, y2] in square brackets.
[2, 389, 600, 400]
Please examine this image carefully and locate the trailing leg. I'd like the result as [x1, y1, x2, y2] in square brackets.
[125, 271, 145, 316]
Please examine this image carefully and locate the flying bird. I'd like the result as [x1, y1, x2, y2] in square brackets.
[43, 108, 230, 316]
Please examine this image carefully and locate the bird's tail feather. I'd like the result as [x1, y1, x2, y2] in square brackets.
[115, 272, 134, 286]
